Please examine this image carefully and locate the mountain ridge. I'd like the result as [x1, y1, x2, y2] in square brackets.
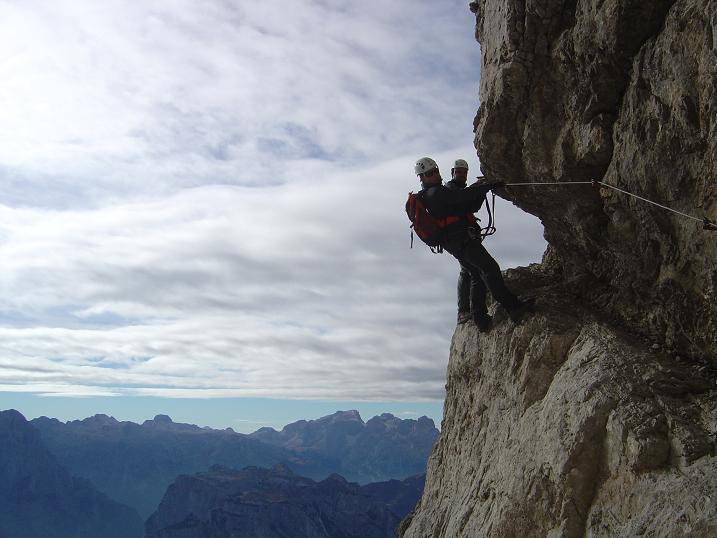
[145, 463, 424, 538]
[0, 409, 144, 538]
[249, 410, 438, 483]
[29, 409, 438, 518]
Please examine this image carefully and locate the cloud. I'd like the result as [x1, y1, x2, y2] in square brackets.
[0, 0, 481, 207]
[0, 153, 545, 400]
[0, 1, 547, 401]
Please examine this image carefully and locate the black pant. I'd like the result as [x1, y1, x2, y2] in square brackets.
[444, 234, 520, 314]
[457, 262, 488, 317]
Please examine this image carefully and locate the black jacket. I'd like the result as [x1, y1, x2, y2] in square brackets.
[445, 178, 467, 191]
[420, 182, 490, 238]
[420, 182, 489, 219]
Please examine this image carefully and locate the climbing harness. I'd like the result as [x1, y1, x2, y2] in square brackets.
[470, 176, 498, 240]
[503, 179, 717, 232]
[479, 191, 497, 239]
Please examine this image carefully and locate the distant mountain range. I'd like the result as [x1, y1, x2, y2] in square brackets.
[146, 464, 425, 538]
[249, 410, 438, 483]
[29, 409, 438, 519]
[0, 409, 144, 538]
[31, 412, 312, 518]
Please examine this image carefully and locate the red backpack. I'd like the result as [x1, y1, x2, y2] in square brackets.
[406, 192, 460, 252]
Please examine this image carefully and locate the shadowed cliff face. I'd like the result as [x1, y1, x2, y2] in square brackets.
[0, 410, 144, 538]
[145, 465, 416, 538]
[400, 1, 717, 536]
[472, 0, 717, 360]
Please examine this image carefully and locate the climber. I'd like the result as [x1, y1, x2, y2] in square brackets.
[414, 157, 534, 330]
[445, 159, 482, 325]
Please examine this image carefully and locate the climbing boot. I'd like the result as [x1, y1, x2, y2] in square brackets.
[457, 311, 472, 325]
[474, 314, 492, 333]
[507, 298, 535, 324]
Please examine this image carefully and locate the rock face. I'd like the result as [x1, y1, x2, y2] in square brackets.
[249, 410, 439, 483]
[472, 0, 716, 360]
[400, 269, 716, 537]
[401, 1, 717, 536]
[0, 409, 144, 538]
[145, 464, 419, 538]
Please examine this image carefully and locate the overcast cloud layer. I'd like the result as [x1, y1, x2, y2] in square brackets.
[0, 0, 546, 401]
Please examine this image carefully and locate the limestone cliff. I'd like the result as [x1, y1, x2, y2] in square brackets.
[401, 268, 716, 537]
[472, 0, 716, 359]
[400, 1, 717, 536]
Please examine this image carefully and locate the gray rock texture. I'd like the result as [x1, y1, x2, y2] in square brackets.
[472, 0, 717, 360]
[401, 2, 717, 535]
[400, 268, 717, 537]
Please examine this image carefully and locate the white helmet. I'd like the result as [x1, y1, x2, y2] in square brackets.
[453, 159, 469, 170]
[414, 157, 438, 175]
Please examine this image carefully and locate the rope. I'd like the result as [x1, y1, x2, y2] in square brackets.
[594, 181, 702, 223]
[503, 179, 717, 230]
[505, 181, 594, 186]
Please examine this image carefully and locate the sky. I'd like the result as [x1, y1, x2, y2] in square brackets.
[0, 0, 546, 432]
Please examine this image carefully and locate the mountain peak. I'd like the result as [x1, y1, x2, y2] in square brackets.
[0, 408, 27, 423]
[83, 414, 119, 426]
[416, 416, 436, 429]
[327, 410, 363, 423]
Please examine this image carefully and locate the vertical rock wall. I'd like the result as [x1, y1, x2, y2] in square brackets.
[400, 271, 717, 537]
[400, 1, 717, 536]
[473, 0, 717, 360]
